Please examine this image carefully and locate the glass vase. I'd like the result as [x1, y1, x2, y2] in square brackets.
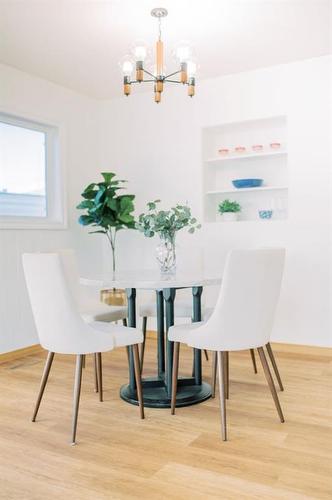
[156, 235, 176, 274]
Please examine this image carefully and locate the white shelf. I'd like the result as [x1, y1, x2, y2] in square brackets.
[206, 186, 288, 195]
[202, 117, 288, 222]
[205, 150, 287, 164]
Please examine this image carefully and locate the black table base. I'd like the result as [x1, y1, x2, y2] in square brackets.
[121, 286, 212, 409]
[120, 378, 211, 409]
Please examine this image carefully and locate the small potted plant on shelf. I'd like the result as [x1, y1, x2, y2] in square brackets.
[136, 200, 201, 273]
[77, 172, 136, 305]
[218, 199, 241, 222]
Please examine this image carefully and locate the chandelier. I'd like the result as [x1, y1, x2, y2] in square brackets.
[120, 7, 197, 103]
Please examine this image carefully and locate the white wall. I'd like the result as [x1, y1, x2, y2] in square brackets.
[0, 63, 102, 353]
[99, 56, 332, 347]
[0, 56, 330, 352]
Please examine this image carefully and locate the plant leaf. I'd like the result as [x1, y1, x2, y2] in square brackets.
[78, 215, 94, 226]
[101, 172, 116, 183]
[76, 200, 94, 210]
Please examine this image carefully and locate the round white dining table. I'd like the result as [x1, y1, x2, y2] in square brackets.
[82, 270, 221, 409]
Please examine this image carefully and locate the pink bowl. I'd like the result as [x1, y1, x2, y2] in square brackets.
[252, 144, 263, 152]
[218, 148, 229, 155]
[235, 146, 246, 153]
[270, 142, 281, 149]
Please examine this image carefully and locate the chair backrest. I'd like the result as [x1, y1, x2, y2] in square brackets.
[57, 248, 101, 311]
[57, 248, 81, 303]
[206, 248, 285, 350]
[22, 252, 94, 353]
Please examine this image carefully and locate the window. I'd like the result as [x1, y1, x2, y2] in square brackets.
[0, 113, 65, 228]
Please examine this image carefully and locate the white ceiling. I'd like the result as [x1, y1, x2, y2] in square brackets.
[0, 0, 330, 99]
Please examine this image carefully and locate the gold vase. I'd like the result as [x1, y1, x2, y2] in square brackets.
[100, 289, 127, 306]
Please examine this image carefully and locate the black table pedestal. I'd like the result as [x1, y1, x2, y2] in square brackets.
[120, 378, 211, 409]
[120, 286, 212, 409]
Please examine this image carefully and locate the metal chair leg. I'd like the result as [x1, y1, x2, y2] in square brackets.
[217, 351, 227, 441]
[266, 343, 284, 391]
[133, 344, 145, 419]
[96, 353, 103, 402]
[257, 347, 285, 423]
[204, 349, 209, 361]
[93, 353, 99, 393]
[224, 351, 229, 400]
[82, 355, 86, 369]
[250, 349, 257, 373]
[71, 354, 84, 445]
[171, 342, 180, 415]
[32, 351, 54, 422]
[140, 316, 147, 373]
[211, 351, 217, 398]
[122, 318, 127, 327]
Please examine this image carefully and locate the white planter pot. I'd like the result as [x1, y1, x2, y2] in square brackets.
[220, 212, 239, 222]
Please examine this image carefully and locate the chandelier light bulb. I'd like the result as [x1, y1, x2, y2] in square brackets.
[121, 59, 134, 77]
[175, 45, 191, 63]
[187, 61, 197, 78]
[133, 45, 147, 62]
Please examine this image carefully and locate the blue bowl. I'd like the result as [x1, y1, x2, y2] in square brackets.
[259, 210, 273, 220]
[232, 178, 263, 189]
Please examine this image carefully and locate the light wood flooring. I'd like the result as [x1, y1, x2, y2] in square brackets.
[0, 338, 331, 499]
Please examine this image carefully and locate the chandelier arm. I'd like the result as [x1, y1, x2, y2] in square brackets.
[163, 79, 183, 84]
[164, 70, 181, 79]
[130, 79, 156, 85]
[142, 69, 157, 79]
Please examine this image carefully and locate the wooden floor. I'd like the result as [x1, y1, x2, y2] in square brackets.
[0, 338, 331, 500]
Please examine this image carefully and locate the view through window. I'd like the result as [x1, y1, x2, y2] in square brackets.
[0, 119, 47, 217]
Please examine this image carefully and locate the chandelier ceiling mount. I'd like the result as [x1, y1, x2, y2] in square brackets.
[150, 7, 168, 19]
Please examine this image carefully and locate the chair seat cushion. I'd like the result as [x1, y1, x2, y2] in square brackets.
[140, 302, 213, 319]
[81, 303, 127, 323]
[168, 320, 264, 352]
[168, 321, 206, 345]
[89, 321, 142, 348]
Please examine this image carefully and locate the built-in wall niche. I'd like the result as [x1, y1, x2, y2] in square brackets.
[202, 116, 288, 222]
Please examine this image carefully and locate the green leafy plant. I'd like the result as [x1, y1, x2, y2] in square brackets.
[77, 172, 135, 273]
[218, 199, 241, 214]
[136, 200, 201, 241]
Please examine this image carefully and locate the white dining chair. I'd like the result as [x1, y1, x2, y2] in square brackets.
[22, 253, 144, 445]
[58, 249, 129, 391]
[139, 303, 262, 379]
[168, 248, 285, 441]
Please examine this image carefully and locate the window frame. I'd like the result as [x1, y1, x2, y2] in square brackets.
[0, 111, 66, 230]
